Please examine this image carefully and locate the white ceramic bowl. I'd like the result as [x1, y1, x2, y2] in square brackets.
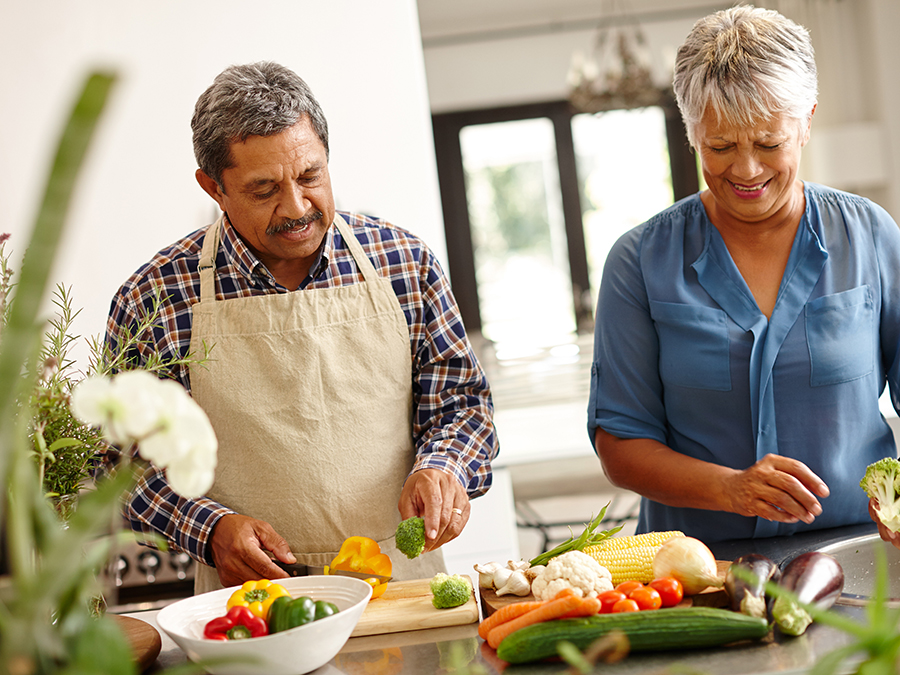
[157, 575, 372, 675]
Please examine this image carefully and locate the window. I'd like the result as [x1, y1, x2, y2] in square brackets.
[433, 99, 698, 354]
[460, 118, 575, 347]
[573, 107, 677, 309]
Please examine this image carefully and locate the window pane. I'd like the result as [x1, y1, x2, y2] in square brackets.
[460, 118, 576, 353]
[573, 108, 674, 310]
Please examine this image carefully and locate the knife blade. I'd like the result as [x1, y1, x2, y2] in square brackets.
[271, 560, 392, 584]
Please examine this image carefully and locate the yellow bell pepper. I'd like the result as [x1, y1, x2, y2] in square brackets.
[328, 536, 392, 599]
[226, 579, 290, 620]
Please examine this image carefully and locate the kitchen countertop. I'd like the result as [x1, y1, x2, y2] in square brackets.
[126, 524, 877, 675]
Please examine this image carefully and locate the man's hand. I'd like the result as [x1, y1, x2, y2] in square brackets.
[398, 469, 470, 552]
[869, 497, 900, 549]
[726, 453, 830, 524]
[209, 514, 297, 587]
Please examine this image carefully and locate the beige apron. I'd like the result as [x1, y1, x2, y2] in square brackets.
[190, 214, 445, 594]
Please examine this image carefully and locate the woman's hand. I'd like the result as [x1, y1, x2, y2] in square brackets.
[869, 497, 900, 549]
[596, 430, 830, 523]
[726, 453, 830, 524]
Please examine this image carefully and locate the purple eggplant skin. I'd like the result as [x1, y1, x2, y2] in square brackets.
[725, 554, 781, 619]
[772, 551, 845, 636]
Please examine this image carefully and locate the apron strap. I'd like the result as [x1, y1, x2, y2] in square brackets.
[197, 214, 224, 303]
[333, 214, 381, 284]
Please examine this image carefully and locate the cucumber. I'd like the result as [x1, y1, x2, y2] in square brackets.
[495, 607, 769, 664]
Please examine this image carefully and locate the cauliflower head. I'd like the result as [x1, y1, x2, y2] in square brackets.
[530, 550, 613, 601]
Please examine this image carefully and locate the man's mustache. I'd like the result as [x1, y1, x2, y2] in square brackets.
[267, 210, 323, 235]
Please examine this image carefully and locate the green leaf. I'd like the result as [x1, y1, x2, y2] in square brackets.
[48, 437, 86, 453]
[866, 542, 890, 629]
[557, 640, 593, 674]
[65, 614, 138, 675]
[808, 644, 860, 675]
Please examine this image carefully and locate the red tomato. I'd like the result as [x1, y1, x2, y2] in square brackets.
[597, 590, 626, 614]
[629, 586, 662, 610]
[615, 580, 645, 596]
[611, 598, 640, 613]
[649, 577, 684, 608]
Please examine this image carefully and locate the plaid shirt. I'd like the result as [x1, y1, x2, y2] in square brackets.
[105, 211, 497, 565]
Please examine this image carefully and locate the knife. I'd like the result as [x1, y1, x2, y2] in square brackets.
[271, 560, 392, 584]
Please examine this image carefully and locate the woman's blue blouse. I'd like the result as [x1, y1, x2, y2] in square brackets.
[588, 183, 900, 542]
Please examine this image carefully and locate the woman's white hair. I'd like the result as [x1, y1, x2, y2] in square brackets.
[673, 5, 818, 147]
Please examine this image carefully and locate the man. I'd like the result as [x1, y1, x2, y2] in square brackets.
[105, 61, 498, 592]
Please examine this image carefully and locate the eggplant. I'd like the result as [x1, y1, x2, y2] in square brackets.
[772, 551, 844, 636]
[725, 553, 781, 619]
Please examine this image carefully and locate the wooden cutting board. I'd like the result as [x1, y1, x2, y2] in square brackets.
[351, 576, 479, 637]
[480, 561, 731, 616]
[114, 615, 162, 672]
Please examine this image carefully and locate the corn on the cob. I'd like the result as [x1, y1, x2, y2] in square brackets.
[584, 531, 684, 585]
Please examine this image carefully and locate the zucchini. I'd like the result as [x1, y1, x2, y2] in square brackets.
[495, 607, 769, 664]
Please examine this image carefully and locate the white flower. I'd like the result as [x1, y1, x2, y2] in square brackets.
[108, 370, 168, 439]
[71, 371, 217, 498]
[71, 370, 164, 444]
[136, 379, 217, 498]
[70, 376, 116, 427]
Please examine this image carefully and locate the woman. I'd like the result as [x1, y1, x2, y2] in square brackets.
[588, 5, 900, 543]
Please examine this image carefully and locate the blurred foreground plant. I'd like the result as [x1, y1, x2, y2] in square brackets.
[767, 544, 900, 675]
[725, 546, 900, 675]
[0, 70, 216, 675]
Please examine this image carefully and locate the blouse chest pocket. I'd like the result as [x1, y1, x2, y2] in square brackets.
[650, 301, 731, 391]
[805, 285, 875, 387]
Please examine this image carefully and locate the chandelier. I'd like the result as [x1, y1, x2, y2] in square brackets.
[567, 1, 667, 113]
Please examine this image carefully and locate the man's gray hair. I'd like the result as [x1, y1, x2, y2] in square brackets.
[673, 5, 817, 147]
[191, 61, 329, 187]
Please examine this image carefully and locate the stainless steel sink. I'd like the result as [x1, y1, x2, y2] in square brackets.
[816, 533, 900, 607]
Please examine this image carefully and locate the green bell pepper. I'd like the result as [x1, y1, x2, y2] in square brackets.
[267, 596, 340, 633]
[314, 600, 339, 620]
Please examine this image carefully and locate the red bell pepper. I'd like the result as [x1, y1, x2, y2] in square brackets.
[203, 605, 269, 640]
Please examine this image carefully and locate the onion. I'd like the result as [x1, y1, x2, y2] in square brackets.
[652, 536, 724, 595]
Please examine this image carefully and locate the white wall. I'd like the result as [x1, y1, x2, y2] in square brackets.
[0, 0, 445, 366]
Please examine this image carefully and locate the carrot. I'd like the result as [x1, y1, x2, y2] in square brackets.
[487, 593, 583, 649]
[560, 595, 601, 618]
[478, 601, 545, 640]
[477, 588, 577, 640]
[552, 588, 578, 599]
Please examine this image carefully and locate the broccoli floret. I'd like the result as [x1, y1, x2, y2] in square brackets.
[430, 573, 471, 609]
[860, 457, 900, 532]
[395, 516, 426, 559]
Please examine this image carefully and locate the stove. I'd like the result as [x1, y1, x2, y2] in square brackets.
[104, 538, 196, 612]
